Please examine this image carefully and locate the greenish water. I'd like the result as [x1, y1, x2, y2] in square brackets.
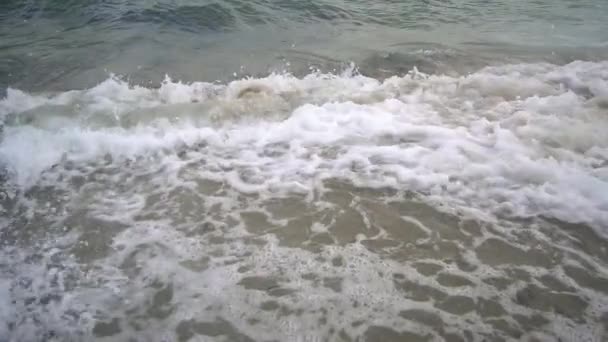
[1, 1, 608, 341]
[2, 0, 607, 91]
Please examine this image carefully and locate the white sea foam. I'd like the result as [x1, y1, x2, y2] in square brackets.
[1, 61, 607, 233]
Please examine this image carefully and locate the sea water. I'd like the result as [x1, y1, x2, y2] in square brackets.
[1, 1, 607, 341]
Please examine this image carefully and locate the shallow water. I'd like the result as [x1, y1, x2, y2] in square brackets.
[1, 1, 608, 341]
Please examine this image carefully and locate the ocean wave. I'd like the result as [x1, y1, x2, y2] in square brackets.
[1, 61, 607, 235]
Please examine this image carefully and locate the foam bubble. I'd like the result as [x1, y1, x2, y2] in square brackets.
[1, 61, 607, 233]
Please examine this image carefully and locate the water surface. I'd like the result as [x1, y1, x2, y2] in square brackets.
[1, 1, 608, 341]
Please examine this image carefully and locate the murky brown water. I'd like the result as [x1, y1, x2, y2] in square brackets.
[3, 159, 607, 341]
